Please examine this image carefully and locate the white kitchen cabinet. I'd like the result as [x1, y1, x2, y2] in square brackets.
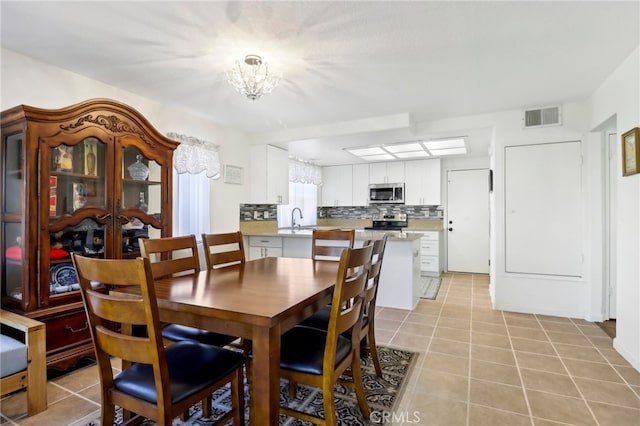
[404, 159, 441, 205]
[351, 164, 370, 206]
[321, 165, 353, 206]
[249, 145, 289, 204]
[282, 237, 312, 258]
[415, 230, 443, 276]
[248, 236, 283, 260]
[369, 161, 405, 184]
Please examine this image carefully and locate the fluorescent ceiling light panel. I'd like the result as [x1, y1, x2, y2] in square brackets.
[429, 147, 467, 156]
[423, 138, 466, 150]
[393, 151, 430, 158]
[347, 147, 386, 156]
[361, 153, 395, 161]
[384, 143, 423, 153]
[346, 137, 467, 161]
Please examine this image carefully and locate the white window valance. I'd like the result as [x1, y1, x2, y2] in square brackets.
[289, 158, 322, 185]
[167, 132, 221, 179]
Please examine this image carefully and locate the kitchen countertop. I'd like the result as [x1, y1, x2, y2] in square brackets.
[245, 228, 424, 241]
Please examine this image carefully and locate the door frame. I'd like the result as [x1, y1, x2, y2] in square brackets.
[604, 131, 617, 319]
[446, 168, 490, 273]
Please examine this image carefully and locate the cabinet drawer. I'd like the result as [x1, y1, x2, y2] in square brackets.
[420, 241, 438, 255]
[420, 232, 439, 241]
[249, 236, 283, 248]
[44, 310, 92, 353]
[420, 256, 439, 272]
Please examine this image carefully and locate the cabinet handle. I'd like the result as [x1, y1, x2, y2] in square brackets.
[95, 213, 112, 221]
[64, 321, 88, 333]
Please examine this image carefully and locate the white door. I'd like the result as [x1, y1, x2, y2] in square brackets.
[607, 132, 617, 318]
[447, 169, 490, 273]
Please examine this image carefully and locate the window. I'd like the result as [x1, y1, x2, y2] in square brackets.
[277, 182, 318, 228]
[172, 169, 210, 238]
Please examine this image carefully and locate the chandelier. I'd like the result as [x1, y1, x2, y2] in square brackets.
[226, 54, 280, 100]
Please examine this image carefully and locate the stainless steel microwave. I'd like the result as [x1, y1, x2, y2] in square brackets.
[369, 183, 405, 204]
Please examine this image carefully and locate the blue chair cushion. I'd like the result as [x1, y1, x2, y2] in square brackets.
[0, 334, 27, 378]
[279, 326, 352, 376]
[114, 341, 244, 405]
[161, 324, 237, 347]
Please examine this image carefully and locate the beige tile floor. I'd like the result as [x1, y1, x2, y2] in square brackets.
[2, 272, 639, 425]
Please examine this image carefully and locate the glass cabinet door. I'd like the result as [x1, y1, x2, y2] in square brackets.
[120, 146, 162, 258]
[2, 132, 25, 305]
[49, 137, 107, 217]
[45, 137, 110, 304]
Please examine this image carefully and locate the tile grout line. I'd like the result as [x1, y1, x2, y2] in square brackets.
[500, 308, 536, 426]
[569, 316, 640, 399]
[533, 314, 601, 426]
[466, 273, 473, 426]
[397, 272, 451, 413]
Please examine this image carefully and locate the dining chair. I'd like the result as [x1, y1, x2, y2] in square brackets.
[139, 235, 237, 347]
[71, 254, 245, 426]
[277, 244, 373, 425]
[0, 310, 47, 416]
[300, 236, 388, 377]
[311, 229, 355, 261]
[202, 231, 246, 269]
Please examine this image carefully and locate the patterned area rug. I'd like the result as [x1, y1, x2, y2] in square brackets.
[420, 276, 442, 300]
[83, 346, 416, 426]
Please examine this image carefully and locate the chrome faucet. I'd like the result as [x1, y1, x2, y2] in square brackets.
[291, 207, 304, 230]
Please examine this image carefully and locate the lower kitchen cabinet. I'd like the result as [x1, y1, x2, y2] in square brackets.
[248, 236, 283, 260]
[417, 230, 443, 276]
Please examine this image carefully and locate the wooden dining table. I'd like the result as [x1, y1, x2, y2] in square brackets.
[115, 256, 339, 425]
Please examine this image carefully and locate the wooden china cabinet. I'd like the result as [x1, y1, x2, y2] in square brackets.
[0, 99, 178, 370]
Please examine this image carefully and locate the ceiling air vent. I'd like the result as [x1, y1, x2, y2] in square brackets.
[523, 105, 562, 128]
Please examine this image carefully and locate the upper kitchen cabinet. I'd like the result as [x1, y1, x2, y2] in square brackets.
[321, 165, 353, 206]
[249, 145, 289, 204]
[351, 164, 369, 206]
[404, 159, 441, 205]
[369, 161, 405, 184]
[0, 98, 177, 369]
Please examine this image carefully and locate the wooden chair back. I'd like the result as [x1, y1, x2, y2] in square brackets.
[327, 244, 373, 360]
[139, 235, 200, 279]
[278, 244, 373, 424]
[72, 254, 245, 425]
[363, 235, 388, 311]
[202, 232, 246, 269]
[311, 229, 355, 261]
[71, 254, 170, 420]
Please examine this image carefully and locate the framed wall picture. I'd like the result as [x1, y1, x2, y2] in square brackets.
[224, 164, 243, 185]
[621, 127, 640, 176]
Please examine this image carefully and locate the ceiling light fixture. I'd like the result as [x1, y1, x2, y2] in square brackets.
[345, 137, 467, 161]
[227, 54, 280, 101]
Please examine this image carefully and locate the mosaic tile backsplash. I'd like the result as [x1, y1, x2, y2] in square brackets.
[318, 205, 442, 219]
[240, 203, 441, 221]
[239, 204, 278, 222]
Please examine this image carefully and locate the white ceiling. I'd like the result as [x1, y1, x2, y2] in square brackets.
[1, 1, 638, 165]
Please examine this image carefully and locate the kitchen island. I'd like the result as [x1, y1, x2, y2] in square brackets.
[242, 229, 423, 310]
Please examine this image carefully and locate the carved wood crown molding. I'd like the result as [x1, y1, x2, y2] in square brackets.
[59, 114, 155, 146]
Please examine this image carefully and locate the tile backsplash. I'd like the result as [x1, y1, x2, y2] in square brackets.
[239, 204, 278, 222]
[241, 203, 442, 222]
[319, 205, 442, 219]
